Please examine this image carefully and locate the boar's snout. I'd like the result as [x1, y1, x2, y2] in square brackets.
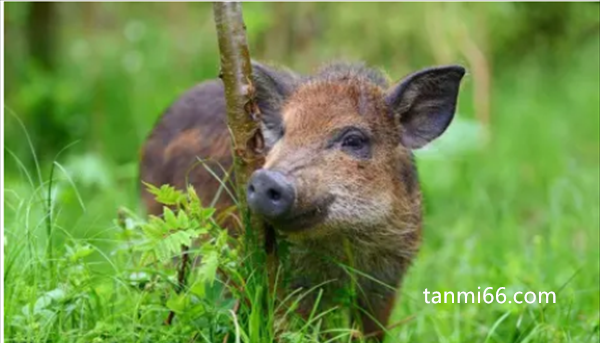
[247, 169, 295, 220]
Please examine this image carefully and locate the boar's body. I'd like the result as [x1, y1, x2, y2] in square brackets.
[141, 62, 465, 339]
[141, 80, 234, 217]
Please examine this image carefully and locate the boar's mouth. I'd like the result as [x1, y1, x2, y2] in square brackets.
[268, 195, 335, 233]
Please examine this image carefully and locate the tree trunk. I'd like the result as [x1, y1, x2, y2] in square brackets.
[27, 2, 62, 160]
[212, 2, 277, 286]
[27, 2, 57, 70]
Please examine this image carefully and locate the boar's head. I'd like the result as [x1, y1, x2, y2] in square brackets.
[247, 62, 465, 240]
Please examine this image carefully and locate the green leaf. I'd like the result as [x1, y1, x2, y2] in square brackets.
[139, 251, 156, 266]
[166, 293, 189, 313]
[177, 210, 189, 229]
[142, 182, 161, 197]
[68, 244, 94, 262]
[154, 231, 194, 261]
[190, 282, 206, 298]
[187, 185, 201, 207]
[163, 207, 178, 229]
[144, 183, 185, 206]
[141, 220, 164, 240]
[216, 229, 229, 249]
[198, 250, 219, 286]
[199, 208, 216, 220]
[33, 295, 52, 313]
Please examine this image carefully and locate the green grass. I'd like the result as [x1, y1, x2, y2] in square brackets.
[3, 4, 600, 342]
[391, 38, 600, 342]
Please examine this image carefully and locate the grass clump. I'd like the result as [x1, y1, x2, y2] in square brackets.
[4, 177, 363, 343]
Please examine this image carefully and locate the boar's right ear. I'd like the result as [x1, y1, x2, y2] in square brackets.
[252, 61, 299, 148]
[385, 65, 466, 149]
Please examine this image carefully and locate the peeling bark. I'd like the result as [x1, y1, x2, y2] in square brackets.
[213, 2, 277, 288]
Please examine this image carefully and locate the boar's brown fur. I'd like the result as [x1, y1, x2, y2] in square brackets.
[141, 80, 234, 217]
[140, 61, 465, 339]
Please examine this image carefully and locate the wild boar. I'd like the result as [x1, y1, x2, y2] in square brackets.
[140, 61, 465, 339]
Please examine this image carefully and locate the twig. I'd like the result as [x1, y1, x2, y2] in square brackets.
[164, 244, 191, 326]
[212, 0, 278, 296]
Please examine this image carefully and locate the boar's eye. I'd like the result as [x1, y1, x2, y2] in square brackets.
[339, 129, 371, 159]
[342, 134, 365, 149]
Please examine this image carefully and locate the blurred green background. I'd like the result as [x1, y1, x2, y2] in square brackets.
[3, 2, 600, 342]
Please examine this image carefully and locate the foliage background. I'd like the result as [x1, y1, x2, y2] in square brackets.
[3, 2, 600, 342]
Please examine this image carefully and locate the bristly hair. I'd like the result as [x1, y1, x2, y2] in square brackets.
[313, 62, 390, 88]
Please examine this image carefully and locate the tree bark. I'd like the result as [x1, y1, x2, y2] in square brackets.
[212, 2, 276, 285]
[26, 2, 63, 160]
[27, 2, 57, 70]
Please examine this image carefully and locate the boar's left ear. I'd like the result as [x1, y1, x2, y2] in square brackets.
[252, 61, 299, 148]
[385, 66, 466, 149]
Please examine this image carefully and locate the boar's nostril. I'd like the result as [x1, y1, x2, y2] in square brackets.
[246, 169, 295, 219]
[267, 188, 281, 202]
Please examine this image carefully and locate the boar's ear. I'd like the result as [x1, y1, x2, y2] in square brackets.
[252, 61, 299, 148]
[385, 65, 465, 149]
